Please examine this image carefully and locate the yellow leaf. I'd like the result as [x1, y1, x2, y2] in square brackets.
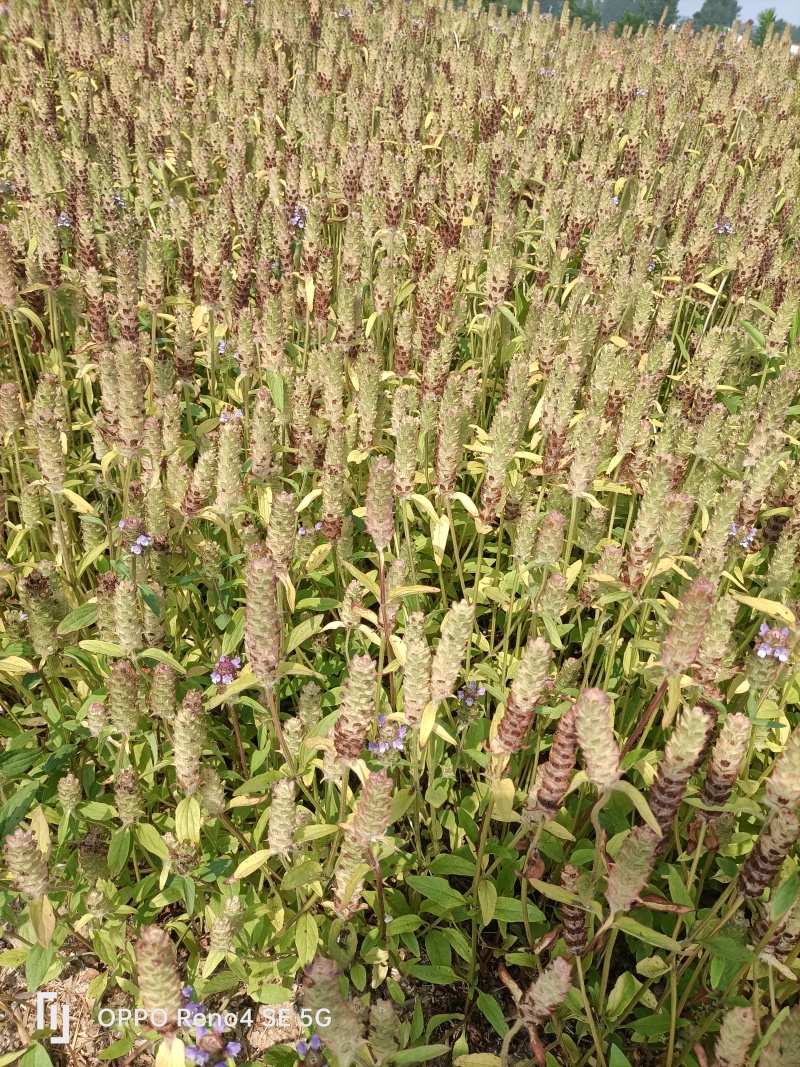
[608, 335, 629, 348]
[0, 655, 36, 675]
[455, 1057, 502, 1067]
[491, 778, 518, 822]
[451, 492, 479, 517]
[419, 701, 437, 747]
[387, 584, 440, 602]
[731, 594, 795, 627]
[564, 559, 582, 590]
[431, 513, 450, 566]
[191, 305, 208, 333]
[233, 849, 271, 880]
[305, 543, 333, 573]
[62, 488, 96, 515]
[296, 487, 322, 512]
[693, 282, 720, 297]
[410, 492, 440, 523]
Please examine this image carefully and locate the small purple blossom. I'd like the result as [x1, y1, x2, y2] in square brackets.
[211, 655, 241, 686]
[185, 1049, 210, 1065]
[182, 986, 194, 998]
[57, 212, 72, 228]
[729, 522, 757, 549]
[114, 192, 126, 209]
[289, 204, 306, 230]
[610, 196, 619, 206]
[756, 623, 792, 663]
[19, 612, 28, 621]
[713, 216, 733, 236]
[297, 1041, 309, 1057]
[225, 1042, 242, 1056]
[377, 713, 387, 726]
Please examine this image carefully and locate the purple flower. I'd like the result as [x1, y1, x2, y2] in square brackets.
[57, 211, 72, 228]
[212, 656, 240, 687]
[368, 741, 379, 754]
[378, 713, 387, 727]
[185, 1049, 210, 1065]
[298, 526, 307, 537]
[755, 623, 794, 664]
[218, 340, 227, 355]
[182, 987, 194, 998]
[195, 1025, 209, 1039]
[314, 522, 322, 531]
[130, 543, 143, 555]
[136, 535, 153, 549]
[297, 1041, 309, 1057]
[310, 1035, 322, 1051]
[225, 1042, 241, 1056]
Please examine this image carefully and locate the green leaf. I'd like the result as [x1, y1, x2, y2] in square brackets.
[701, 937, 758, 964]
[0, 781, 38, 838]
[285, 616, 324, 655]
[385, 914, 423, 935]
[283, 860, 323, 891]
[666, 866, 695, 911]
[390, 1046, 450, 1066]
[25, 944, 54, 992]
[614, 916, 684, 954]
[409, 965, 459, 985]
[175, 797, 202, 843]
[78, 639, 126, 657]
[405, 875, 467, 912]
[429, 855, 477, 877]
[135, 823, 170, 860]
[139, 648, 187, 673]
[56, 601, 97, 635]
[611, 781, 664, 838]
[295, 911, 319, 966]
[476, 991, 509, 1037]
[233, 849, 271, 880]
[608, 1045, 634, 1067]
[494, 897, 544, 923]
[266, 370, 285, 412]
[19, 1045, 54, 1067]
[29, 896, 56, 948]
[138, 584, 162, 617]
[108, 828, 132, 878]
[97, 1035, 137, 1061]
[477, 880, 497, 926]
[771, 871, 800, 922]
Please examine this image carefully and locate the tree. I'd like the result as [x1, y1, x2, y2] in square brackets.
[752, 7, 777, 44]
[613, 0, 677, 34]
[691, 0, 740, 31]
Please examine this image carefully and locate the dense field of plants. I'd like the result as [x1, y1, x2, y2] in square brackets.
[1, 1, 800, 1066]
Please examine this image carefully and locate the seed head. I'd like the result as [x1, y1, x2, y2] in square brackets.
[660, 578, 715, 677]
[4, 826, 50, 898]
[605, 826, 660, 914]
[173, 690, 205, 796]
[303, 959, 364, 1064]
[575, 688, 620, 793]
[268, 778, 298, 857]
[245, 556, 282, 689]
[134, 926, 183, 1028]
[430, 600, 475, 704]
[712, 1006, 756, 1067]
[365, 457, 395, 552]
[491, 637, 553, 755]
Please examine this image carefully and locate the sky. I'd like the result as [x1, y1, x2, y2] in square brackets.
[676, 0, 799, 21]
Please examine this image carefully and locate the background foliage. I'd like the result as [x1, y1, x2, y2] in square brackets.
[1, 1, 800, 1067]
